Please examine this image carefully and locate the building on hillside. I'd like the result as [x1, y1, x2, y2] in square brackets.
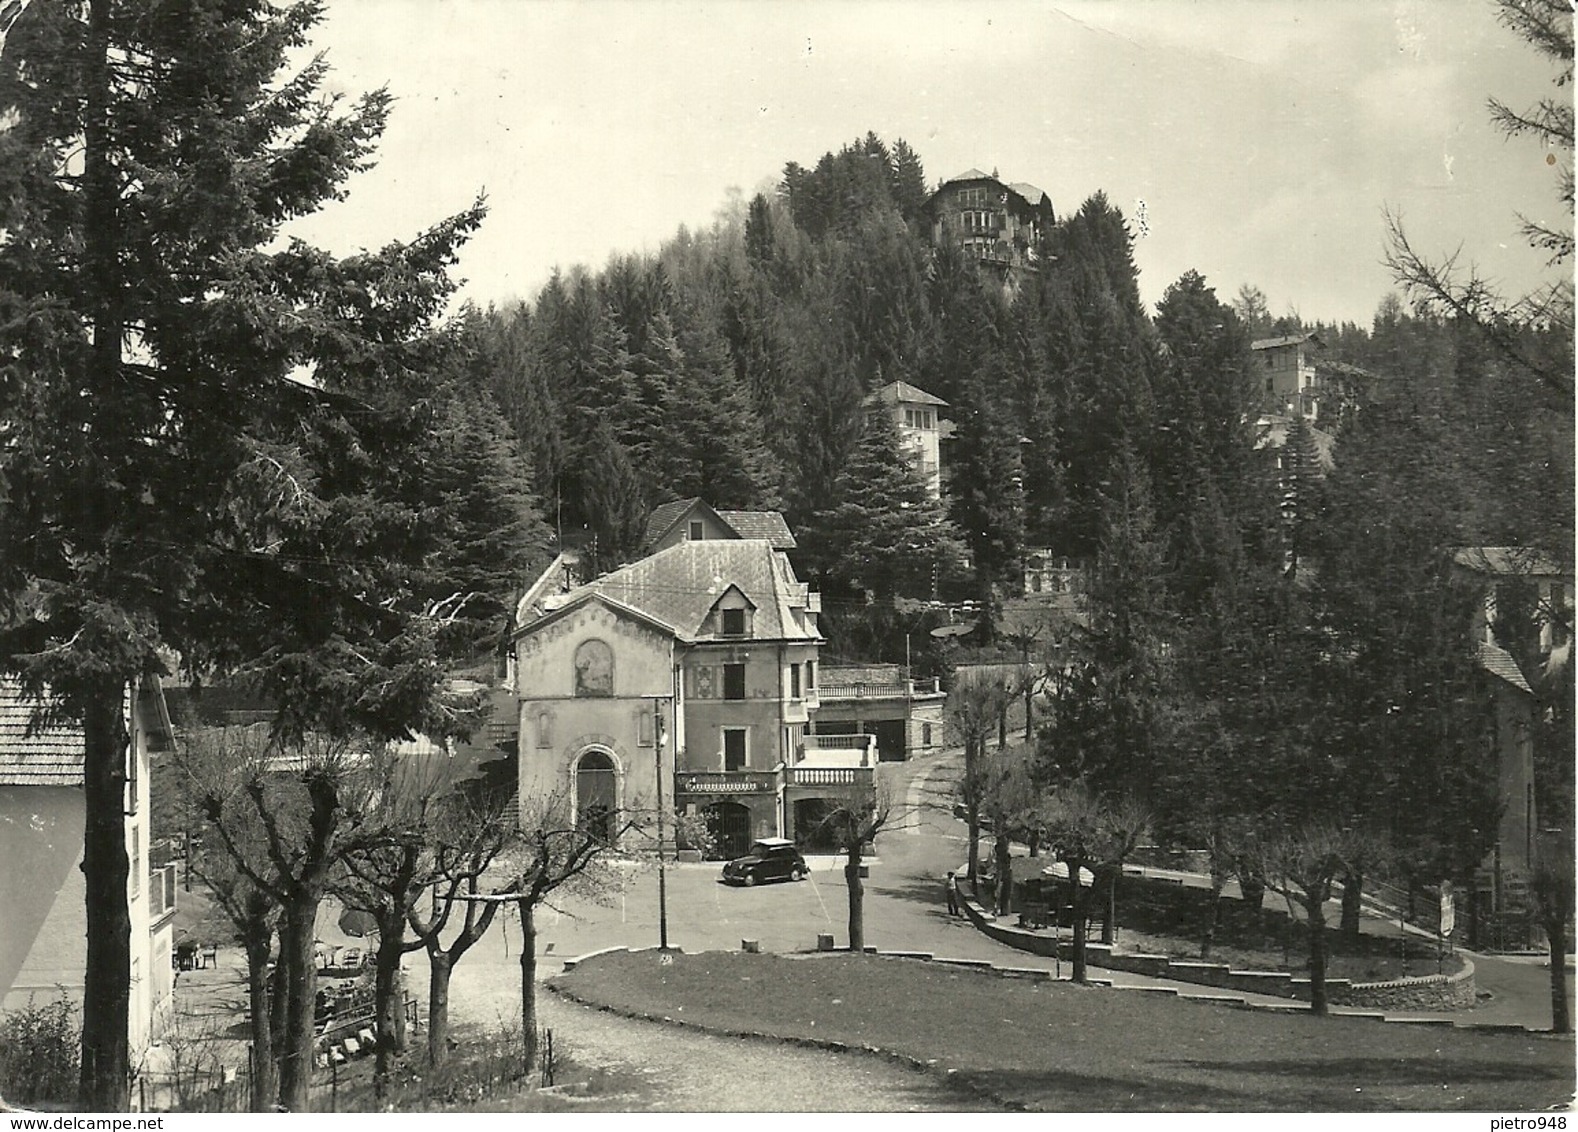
[512, 538, 878, 859]
[1252, 332, 1326, 420]
[812, 664, 947, 762]
[1020, 552, 1085, 604]
[862, 380, 951, 500]
[0, 679, 177, 1058]
[1454, 547, 1575, 660]
[1451, 546, 1574, 948]
[640, 498, 797, 555]
[923, 169, 1055, 294]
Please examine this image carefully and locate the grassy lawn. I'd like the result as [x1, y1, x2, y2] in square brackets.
[1072, 872, 1460, 982]
[550, 950, 1575, 1112]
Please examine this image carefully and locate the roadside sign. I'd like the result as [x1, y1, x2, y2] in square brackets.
[1439, 880, 1455, 938]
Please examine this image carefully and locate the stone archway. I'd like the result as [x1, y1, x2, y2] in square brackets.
[574, 748, 619, 844]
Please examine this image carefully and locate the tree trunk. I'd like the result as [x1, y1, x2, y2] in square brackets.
[997, 706, 1007, 749]
[268, 951, 289, 1068]
[1068, 858, 1089, 984]
[1305, 892, 1329, 1015]
[426, 950, 453, 1068]
[1238, 870, 1266, 948]
[846, 841, 866, 952]
[243, 922, 277, 1112]
[80, 0, 130, 1103]
[993, 834, 1012, 916]
[965, 739, 981, 888]
[1339, 868, 1363, 939]
[1100, 867, 1117, 946]
[276, 898, 318, 1111]
[371, 925, 405, 1097]
[1544, 907, 1572, 1034]
[1202, 872, 1226, 960]
[80, 682, 132, 1112]
[518, 900, 538, 1073]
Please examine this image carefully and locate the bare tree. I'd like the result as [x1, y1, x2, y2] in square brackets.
[174, 725, 282, 1111]
[405, 778, 519, 1067]
[946, 667, 1013, 888]
[1039, 782, 1148, 983]
[1259, 822, 1388, 1014]
[814, 780, 903, 952]
[332, 752, 475, 1096]
[188, 729, 380, 1111]
[494, 793, 642, 1073]
[978, 742, 1040, 915]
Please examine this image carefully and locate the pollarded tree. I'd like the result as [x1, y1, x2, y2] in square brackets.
[0, 1, 485, 1108]
[1038, 782, 1148, 983]
[176, 726, 282, 1112]
[945, 667, 1014, 888]
[813, 782, 902, 953]
[406, 775, 520, 1067]
[498, 794, 643, 1073]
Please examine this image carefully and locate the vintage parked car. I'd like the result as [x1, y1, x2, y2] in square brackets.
[720, 838, 809, 886]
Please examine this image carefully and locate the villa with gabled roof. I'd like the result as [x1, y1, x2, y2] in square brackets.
[641, 498, 797, 554]
[511, 537, 876, 858]
[923, 168, 1055, 293]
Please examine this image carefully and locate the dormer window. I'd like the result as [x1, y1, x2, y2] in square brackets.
[721, 608, 746, 637]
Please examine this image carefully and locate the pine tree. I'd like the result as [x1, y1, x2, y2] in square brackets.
[800, 410, 962, 602]
[0, 1, 483, 1106]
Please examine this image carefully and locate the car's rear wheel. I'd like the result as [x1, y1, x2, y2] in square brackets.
[743, 872, 757, 887]
[791, 866, 806, 881]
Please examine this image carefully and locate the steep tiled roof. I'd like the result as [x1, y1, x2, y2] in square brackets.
[1007, 181, 1049, 206]
[1251, 333, 1320, 350]
[0, 680, 84, 786]
[865, 380, 948, 408]
[641, 498, 705, 548]
[1477, 641, 1534, 696]
[525, 540, 819, 643]
[717, 510, 797, 549]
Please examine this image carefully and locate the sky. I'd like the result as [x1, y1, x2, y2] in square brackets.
[286, 0, 1571, 328]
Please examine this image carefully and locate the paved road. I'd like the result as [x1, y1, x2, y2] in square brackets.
[385, 745, 1570, 1106]
[534, 992, 984, 1111]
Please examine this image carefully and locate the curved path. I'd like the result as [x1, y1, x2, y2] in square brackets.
[523, 985, 984, 1111]
[532, 988, 986, 1111]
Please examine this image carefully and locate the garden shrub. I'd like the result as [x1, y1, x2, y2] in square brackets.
[0, 993, 81, 1108]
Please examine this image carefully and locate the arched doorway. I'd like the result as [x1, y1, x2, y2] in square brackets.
[703, 801, 752, 860]
[575, 749, 618, 844]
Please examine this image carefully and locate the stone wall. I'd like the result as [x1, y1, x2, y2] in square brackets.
[1336, 963, 1477, 1011]
[959, 895, 1477, 1009]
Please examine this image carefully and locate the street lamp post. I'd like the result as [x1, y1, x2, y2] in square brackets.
[645, 694, 672, 951]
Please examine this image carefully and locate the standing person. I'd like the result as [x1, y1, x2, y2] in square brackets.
[945, 871, 960, 917]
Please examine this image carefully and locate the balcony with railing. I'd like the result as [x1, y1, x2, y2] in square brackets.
[148, 862, 179, 927]
[818, 676, 943, 702]
[783, 734, 879, 789]
[673, 768, 779, 796]
[783, 763, 873, 788]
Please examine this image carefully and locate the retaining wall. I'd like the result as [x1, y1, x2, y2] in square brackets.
[960, 896, 1475, 1009]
